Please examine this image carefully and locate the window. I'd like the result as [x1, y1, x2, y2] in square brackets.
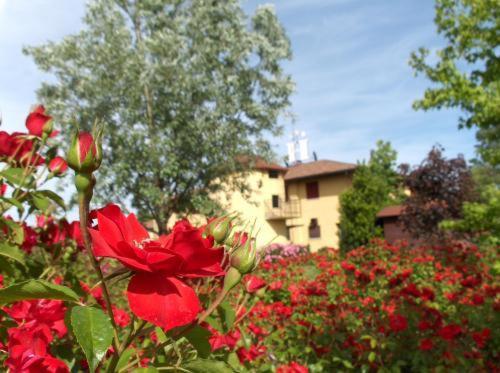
[268, 170, 279, 178]
[306, 181, 319, 199]
[309, 218, 321, 238]
[272, 195, 279, 208]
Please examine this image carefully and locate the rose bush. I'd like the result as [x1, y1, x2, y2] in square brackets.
[0, 108, 261, 372]
[230, 240, 499, 372]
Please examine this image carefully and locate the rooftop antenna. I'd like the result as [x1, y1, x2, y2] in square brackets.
[287, 129, 309, 165]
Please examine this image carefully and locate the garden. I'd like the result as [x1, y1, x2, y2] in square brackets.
[1, 0, 499, 371]
[0, 106, 498, 372]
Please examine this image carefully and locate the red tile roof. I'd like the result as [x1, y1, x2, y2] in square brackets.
[377, 205, 404, 218]
[284, 160, 356, 181]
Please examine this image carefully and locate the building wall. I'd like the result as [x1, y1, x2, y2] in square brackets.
[285, 172, 353, 251]
[218, 170, 289, 247]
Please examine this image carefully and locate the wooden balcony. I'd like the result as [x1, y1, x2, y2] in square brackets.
[265, 197, 301, 220]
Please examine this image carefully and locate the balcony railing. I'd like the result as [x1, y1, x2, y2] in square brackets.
[264, 197, 301, 220]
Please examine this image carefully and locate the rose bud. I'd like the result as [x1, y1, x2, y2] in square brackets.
[48, 156, 68, 176]
[67, 130, 102, 174]
[225, 231, 248, 249]
[26, 105, 53, 138]
[206, 216, 233, 243]
[230, 237, 258, 275]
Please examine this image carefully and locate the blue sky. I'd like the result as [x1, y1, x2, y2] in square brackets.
[0, 0, 477, 166]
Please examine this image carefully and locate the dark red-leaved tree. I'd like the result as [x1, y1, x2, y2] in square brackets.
[400, 146, 476, 242]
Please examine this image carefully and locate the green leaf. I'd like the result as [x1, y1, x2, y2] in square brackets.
[70, 306, 114, 373]
[217, 301, 236, 333]
[368, 351, 376, 363]
[132, 368, 158, 373]
[0, 218, 24, 245]
[154, 326, 168, 343]
[30, 192, 50, 212]
[0, 242, 26, 266]
[38, 190, 66, 210]
[116, 347, 135, 371]
[303, 264, 321, 280]
[183, 359, 233, 373]
[0, 257, 15, 276]
[184, 325, 212, 359]
[0, 279, 80, 305]
[0, 196, 24, 214]
[1, 168, 34, 187]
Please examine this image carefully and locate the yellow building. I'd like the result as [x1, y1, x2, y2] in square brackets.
[223, 159, 356, 251]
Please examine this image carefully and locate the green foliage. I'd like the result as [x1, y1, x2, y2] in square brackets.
[70, 306, 114, 372]
[410, 0, 500, 165]
[339, 141, 403, 252]
[441, 168, 500, 246]
[25, 0, 294, 232]
[183, 358, 233, 373]
[0, 279, 80, 305]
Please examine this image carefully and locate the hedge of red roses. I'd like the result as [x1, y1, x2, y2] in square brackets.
[230, 240, 499, 372]
[0, 107, 261, 372]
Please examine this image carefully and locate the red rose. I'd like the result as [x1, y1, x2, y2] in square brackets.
[389, 314, 408, 333]
[438, 324, 462, 341]
[245, 275, 266, 293]
[472, 328, 491, 349]
[48, 156, 68, 175]
[419, 338, 433, 351]
[277, 362, 309, 373]
[25, 105, 53, 137]
[89, 204, 224, 330]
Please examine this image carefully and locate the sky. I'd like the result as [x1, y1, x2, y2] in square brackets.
[0, 0, 477, 167]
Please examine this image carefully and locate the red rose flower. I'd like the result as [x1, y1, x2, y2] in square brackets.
[48, 156, 68, 175]
[419, 338, 433, 351]
[438, 324, 462, 341]
[245, 275, 266, 293]
[389, 314, 408, 333]
[472, 328, 491, 349]
[89, 204, 224, 330]
[277, 362, 309, 373]
[25, 105, 53, 137]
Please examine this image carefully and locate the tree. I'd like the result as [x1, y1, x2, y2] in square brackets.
[410, 0, 500, 165]
[441, 160, 500, 245]
[339, 141, 403, 252]
[25, 0, 294, 232]
[400, 146, 476, 241]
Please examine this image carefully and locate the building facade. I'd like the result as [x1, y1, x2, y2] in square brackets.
[225, 159, 356, 251]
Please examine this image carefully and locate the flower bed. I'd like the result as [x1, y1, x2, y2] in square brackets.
[234, 240, 499, 371]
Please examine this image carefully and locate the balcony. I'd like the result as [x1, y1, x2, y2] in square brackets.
[265, 197, 301, 220]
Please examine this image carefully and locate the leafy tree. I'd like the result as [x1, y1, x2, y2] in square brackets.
[441, 160, 500, 245]
[25, 0, 294, 232]
[440, 184, 500, 246]
[400, 146, 476, 241]
[410, 0, 500, 165]
[339, 141, 403, 252]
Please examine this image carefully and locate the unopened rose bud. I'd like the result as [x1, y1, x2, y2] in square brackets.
[48, 156, 68, 176]
[206, 216, 233, 243]
[26, 105, 53, 138]
[230, 238, 257, 275]
[225, 231, 248, 249]
[67, 130, 102, 174]
[222, 266, 242, 292]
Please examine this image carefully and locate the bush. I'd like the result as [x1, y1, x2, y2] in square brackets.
[231, 240, 499, 371]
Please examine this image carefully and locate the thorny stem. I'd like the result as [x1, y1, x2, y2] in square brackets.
[78, 193, 121, 365]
